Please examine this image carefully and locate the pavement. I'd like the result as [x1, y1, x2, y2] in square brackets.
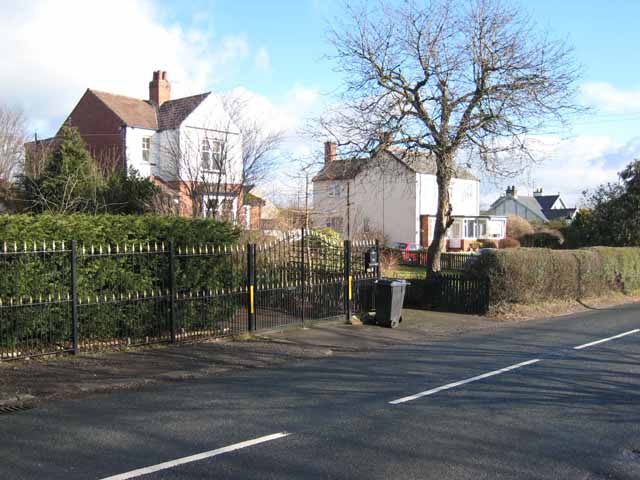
[1, 303, 640, 479]
[0, 309, 507, 407]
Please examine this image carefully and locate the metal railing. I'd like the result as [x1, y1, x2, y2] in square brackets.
[0, 233, 380, 360]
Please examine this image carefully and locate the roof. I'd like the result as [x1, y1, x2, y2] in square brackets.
[532, 194, 560, 211]
[312, 150, 477, 182]
[312, 158, 368, 181]
[158, 93, 210, 130]
[89, 89, 210, 131]
[489, 193, 575, 222]
[90, 90, 158, 129]
[543, 207, 576, 221]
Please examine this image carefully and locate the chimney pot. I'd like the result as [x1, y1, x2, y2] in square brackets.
[324, 141, 337, 164]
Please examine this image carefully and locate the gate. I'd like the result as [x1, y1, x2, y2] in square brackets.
[250, 231, 379, 331]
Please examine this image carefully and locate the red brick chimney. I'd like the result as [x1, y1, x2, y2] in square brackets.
[324, 141, 336, 164]
[149, 70, 171, 106]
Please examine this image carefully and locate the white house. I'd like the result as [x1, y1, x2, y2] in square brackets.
[29, 71, 256, 222]
[312, 142, 506, 251]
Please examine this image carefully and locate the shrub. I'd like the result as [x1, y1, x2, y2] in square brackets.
[499, 237, 520, 248]
[469, 246, 640, 307]
[520, 229, 564, 249]
[506, 215, 534, 240]
[0, 213, 239, 246]
[477, 239, 499, 249]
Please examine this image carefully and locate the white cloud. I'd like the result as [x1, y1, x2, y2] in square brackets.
[480, 135, 640, 208]
[254, 47, 271, 71]
[0, 0, 251, 135]
[580, 82, 640, 114]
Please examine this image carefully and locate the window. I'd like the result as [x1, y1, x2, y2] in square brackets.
[142, 137, 151, 164]
[201, 138, 224, 172]
[327, 181, 340, 197]
[463, 220, 477, 239]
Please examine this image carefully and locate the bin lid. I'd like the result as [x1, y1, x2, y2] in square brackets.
[375, 278, 411, 286]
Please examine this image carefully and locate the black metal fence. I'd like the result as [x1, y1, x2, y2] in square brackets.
[0, 233, 379, 361]
[380, 247, 476, 271]
[404, 273, 490, 314]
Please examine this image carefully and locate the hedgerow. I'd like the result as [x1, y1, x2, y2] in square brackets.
[470, 247, 640, 307]
[0, 213, 239, 246]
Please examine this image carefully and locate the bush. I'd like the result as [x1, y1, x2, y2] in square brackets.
[477, 239, 499, 249]
[499, 237, 520, 248]
[506, 215, 534, 240]
[0, 213, 239, 246]
[0, 214, 241, 350]
[469, 247, 640, 307]
[520, 229, 564, 249]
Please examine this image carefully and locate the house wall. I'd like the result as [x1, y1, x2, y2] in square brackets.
[416, 175, 480, 244]
[313, 162, 417, 244]
[485, 198, 545, 222]
[125, 126, 157, 177]
[178, 94, 243, 184]
[64, 90, 125, 171]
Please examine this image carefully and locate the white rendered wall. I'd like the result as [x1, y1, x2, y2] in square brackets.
[125, 127, 157, 177]
[179, 94, 243, 184]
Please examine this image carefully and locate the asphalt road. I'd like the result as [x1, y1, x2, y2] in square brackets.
[1, 304, 639, 479]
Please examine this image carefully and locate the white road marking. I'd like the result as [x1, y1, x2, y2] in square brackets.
[573, 329, 640, 350]
[389, 359, 541, 405]
[99, 432, 291, 480]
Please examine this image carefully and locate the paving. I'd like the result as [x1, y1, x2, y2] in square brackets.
[1, 303, 639, 479]
[0, 309, 507, 407]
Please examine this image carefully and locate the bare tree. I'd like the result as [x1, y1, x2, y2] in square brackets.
[321, 0, 582, 272]
[161, 94, 284, 220]
[222, 92, 285, 188]
[0, 104, 27, 181]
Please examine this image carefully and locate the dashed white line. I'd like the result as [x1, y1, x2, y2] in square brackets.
[573, 329, 640, 350]
[389, 359, 541, 405]
[99, 431, 291, 480]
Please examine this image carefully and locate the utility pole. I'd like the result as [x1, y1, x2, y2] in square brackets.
[304, 173, 310, 230]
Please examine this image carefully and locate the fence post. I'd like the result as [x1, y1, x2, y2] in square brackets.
[169, 240, 177, 343]
[70, 240, 79, 355]
[247, 243, 256, 332]
[344, 239, 352, 323]
[374, 239, 381, 279]
[300, 228, 305, 327]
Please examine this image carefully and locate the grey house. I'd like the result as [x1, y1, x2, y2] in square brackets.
[484, 187, 576, 223]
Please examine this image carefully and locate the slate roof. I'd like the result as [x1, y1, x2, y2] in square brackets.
[532, 194, 561, 211]
[543, 207, 576, 221]
[89, 89, 210, 131]
[158, 93, 210, 130]
[488, 193, 576, 222]
[312, 158, 368, 181]
[312, 150, 477, 182]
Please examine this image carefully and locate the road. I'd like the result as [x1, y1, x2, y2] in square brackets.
[1, 303, 639, 479]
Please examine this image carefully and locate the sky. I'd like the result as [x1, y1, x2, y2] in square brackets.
[2, 0, 640, 207]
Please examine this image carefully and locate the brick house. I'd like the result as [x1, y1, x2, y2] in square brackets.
[27, 71, 264, 225]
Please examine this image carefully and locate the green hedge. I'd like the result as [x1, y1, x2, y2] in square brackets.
[470, 247, 640, 307]
[0, 214, 242, 350]
[0, 213, 239, 246]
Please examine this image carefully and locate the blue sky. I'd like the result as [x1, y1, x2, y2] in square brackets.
[2, 0, 639, 205]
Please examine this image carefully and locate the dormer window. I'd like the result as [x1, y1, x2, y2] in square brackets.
[142, 136, 152, 164]
[202, 138, 223, 172]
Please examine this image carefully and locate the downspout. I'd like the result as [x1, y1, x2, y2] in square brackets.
[121, 125, 127, 176]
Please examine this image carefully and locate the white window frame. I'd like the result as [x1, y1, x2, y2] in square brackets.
[201, 137, 224, 173]
[142, 136, 152, 164]
[327, 181, 340, 198]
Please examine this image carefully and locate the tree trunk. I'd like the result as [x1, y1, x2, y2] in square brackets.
[426, 154, 454, 274]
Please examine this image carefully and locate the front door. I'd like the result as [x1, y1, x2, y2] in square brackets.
[420, 215, 429, 248]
